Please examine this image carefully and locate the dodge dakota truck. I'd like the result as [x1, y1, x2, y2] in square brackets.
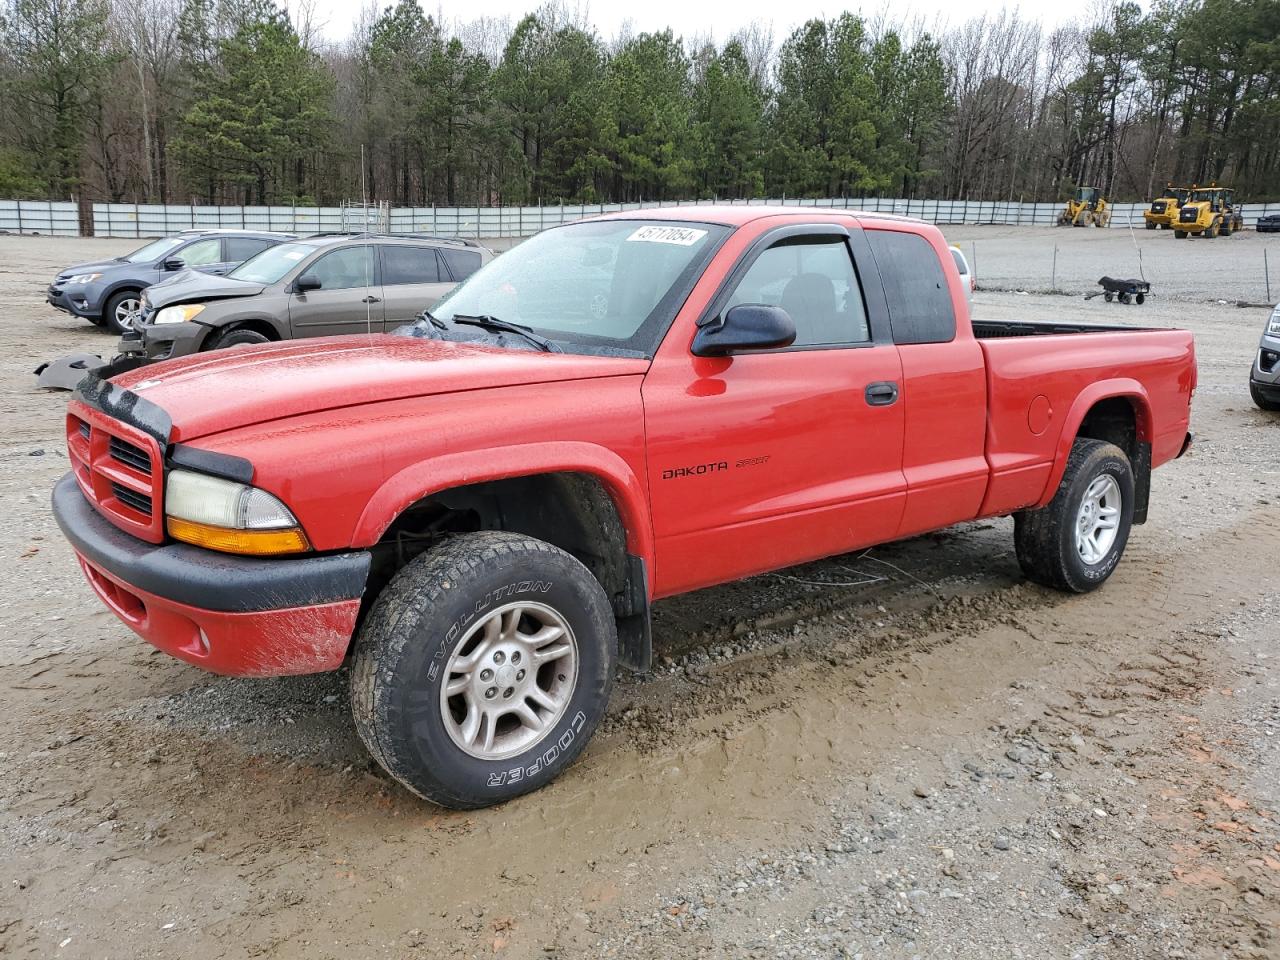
[53, 207, 1196, 808]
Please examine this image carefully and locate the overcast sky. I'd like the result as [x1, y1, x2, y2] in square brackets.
[299, 0, 1109, 45]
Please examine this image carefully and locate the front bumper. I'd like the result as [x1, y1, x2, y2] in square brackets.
[53, 473, 370, 676]
[138, 320, 211, 361]
[1253, 334, 1280, 387]
[47, 283, 106, 319]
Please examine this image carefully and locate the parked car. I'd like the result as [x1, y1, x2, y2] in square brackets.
[949, 244, 975, 302]
[130, 234, 490, 360]
[46, 229, 294, 334]
[1256, 213, 1280, 234]
[54, 207, 1196, 809]
[1249, 302, 1280, 410]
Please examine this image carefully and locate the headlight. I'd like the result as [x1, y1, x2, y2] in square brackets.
[153, 303, 205, 325]
[164, 469, 309, 555]
[66, 273, 102, 284]
[1268, 306, 1280, 336]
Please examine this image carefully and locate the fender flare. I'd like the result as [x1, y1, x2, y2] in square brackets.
[1036, 379, 1152, 507]
[349, 440, 656, 576]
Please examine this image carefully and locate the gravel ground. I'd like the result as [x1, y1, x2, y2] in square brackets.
[0, 232, 1277, 960]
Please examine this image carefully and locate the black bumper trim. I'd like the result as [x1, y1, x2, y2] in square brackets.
[53, 474, 370, 613]
[1251, 378, 1280, 403]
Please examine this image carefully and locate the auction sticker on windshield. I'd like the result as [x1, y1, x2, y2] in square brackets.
[627, 225, 708, 246]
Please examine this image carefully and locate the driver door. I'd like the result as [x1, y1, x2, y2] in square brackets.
[642, 229, 907, 597]
[288, 245, 384, 337]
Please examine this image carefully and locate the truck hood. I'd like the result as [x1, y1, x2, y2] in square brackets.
[110, 335, 650, 441]
[144, 271, 265, 308]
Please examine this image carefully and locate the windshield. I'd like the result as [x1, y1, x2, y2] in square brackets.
[1190, 189, 1218, 203]
[1074, 188, 1097, 202]
[124, 236, 186, 263]
[1172, 189, 1189, 203]
[229, 241, 317, 284]
[430, 219, 728, 353]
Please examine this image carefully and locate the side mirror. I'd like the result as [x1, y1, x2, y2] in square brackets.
[295, 274, 321, 292]
[161, 257, 185, 271]
[692, 303, 796, 357]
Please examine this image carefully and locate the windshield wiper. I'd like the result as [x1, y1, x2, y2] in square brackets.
[450, 314, 562, 353]
[416, 308, 447, 331]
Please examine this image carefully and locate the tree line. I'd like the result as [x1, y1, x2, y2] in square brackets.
[1, 0, 1277, 207]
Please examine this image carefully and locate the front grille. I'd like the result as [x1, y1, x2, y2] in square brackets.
[1151, 201, 1165, 213]
[111, 482, 153, 516]
[66, 411, 163, 543]
[1180, 208, 1197, 222]
[109, 435, 152, 475]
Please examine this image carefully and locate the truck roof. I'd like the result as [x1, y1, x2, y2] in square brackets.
[593, 204, 920, 227]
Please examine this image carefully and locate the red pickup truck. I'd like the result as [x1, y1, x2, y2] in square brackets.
[53, 207, 1196, 808]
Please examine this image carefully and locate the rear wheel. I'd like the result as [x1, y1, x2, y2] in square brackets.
[1015, 438, 1134, 593]
[208, 327, 271, 350]
[103, 290, 143, 334]
[350, 531, 617, 808]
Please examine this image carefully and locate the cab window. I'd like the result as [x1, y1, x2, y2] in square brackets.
[726, 236, 870, 346]
[301, 247, 377, 290]
[866, 230, 956, 345]
[178, 238, 223, 267]
[383, 245, 443, 285]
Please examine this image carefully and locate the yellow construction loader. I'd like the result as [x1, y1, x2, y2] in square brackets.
[1173, 183, 1244, 238]
[1057, 187, 1111, 227]
[1142, 184, 1190, 229]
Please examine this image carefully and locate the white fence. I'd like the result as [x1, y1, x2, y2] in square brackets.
[2, 196, 1279, 238]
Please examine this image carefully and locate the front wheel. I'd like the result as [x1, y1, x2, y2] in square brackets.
[1174, 230, 1187, 239]
[208, 327, 271, 350]
[103, 290, 143, 334]
[350, 531, 617, 808]
[1015, 438, 1135, 593]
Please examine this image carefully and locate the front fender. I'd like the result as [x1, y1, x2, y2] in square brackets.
[1035, 378, 1152, 507]
[350, 440, 655, 571]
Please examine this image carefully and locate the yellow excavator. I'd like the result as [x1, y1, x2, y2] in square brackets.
[1057, 186, 1111, 227]
[1142, 184, 1190, 230]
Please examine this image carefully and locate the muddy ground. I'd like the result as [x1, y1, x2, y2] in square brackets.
[0, 231, 1277, 960]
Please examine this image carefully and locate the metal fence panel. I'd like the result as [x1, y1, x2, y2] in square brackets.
[2, 197, 1277, 238]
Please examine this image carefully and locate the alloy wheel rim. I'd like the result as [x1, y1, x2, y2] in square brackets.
[439, 601, 578, 761]
[1075, 474, 1122, 565]
[115, 298, 142, 330]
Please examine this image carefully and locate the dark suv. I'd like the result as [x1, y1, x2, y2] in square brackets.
[131, 234, 491, 361]
[47, 229, 295, 333]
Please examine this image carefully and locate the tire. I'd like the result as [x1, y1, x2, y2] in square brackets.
[350, 531, 617, 808]
[1252, 381, 1280, 412]
[1221, 221, 1233, 237]
[1174, 230, 1187, 239]
[1145, 222, 1156, 230]
[103, 290, 143, 335]
[208, 327, 271, 350]
[1207, 220, 1220, 239]
[1015, 438, 1135, 594]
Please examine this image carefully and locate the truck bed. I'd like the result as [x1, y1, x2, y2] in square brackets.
[972, 318, 1162, 339]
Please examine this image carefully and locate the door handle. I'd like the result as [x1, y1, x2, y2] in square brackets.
[361, 296, 381, 304]
[865, 381, 899, 406]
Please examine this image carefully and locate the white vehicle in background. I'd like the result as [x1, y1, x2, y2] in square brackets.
[950, 245, 975, 303]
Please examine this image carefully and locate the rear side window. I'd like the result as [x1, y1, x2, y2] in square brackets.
[178, 238, 223, 267]
[867, 230, 956, 345]
[441, 248, 482, 281]
[226, 237, 274, 262]
[383, 245, 443, 284]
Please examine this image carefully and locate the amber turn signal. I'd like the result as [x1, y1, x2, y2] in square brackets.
[166, 517, 310, 556]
